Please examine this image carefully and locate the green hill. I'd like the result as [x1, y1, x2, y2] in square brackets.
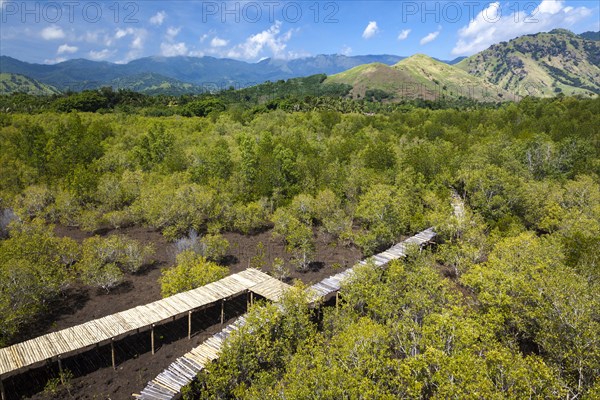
[108, 73, 206, 96]
[325, 55, 510, 102]
[0, 73, 60, 95]
[456, 29, 600, 97]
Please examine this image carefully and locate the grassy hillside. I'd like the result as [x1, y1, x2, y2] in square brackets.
[456, 29, 600, 97]
[0, 73, 60, 95]
[108, 73, 206, 95]
[325, 55, 510, 102]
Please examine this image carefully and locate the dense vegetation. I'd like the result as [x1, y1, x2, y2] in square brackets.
[0, 77, 492, 117]
[0, 95, 598, 398]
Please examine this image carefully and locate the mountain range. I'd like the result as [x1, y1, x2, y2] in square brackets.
[0, 29, 598, 99]
[0, 54, 410, 94]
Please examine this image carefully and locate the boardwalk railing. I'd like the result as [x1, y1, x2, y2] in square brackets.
[136, 227, 437, 400]
[0, 268, 287, 391]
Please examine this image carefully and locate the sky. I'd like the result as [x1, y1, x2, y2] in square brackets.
[1, 0, 598, 64]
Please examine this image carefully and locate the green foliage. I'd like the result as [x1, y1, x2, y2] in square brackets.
[53, 90, 109, 112]
[134, 124, 175, 171]
[160, 250, 229, 297]
[271, 257, 288, 281]
[272, 208, 315, 271]
[199, 233, 229, 262]
[43, 368, 74, 396]
[250, 241, 266, 270]
[0, 219, 78, 345]
[192, 284, 314, 398]
[79, 260, 124, 293]
[78, 235, 154, 292]
[193, 251, 573, 399]
[354, 184, 413, 254]
[181, 98, 226, 117]
[133, 176, 226, 239]
[460, 233, 600, 395]
[229, 201, 270, 234]
[1, 96, 599, 397]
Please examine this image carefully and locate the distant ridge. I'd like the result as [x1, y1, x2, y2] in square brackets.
[0, 54, 406, 93]
[1, 29, 598, 98]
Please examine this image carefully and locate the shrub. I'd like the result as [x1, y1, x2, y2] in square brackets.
[271, 257, 289, 281]
[78, 234, 154, 290]
[103, 208, 135, 229]
[173, 230, 229, 262]
[80, 261, 124, 293]
[13, 185, 54, 219]
[173, 229, 203, 255]
[230, 201, 270, 234]
[200, 233, 230, 262]
[160, 250, 229, 297]
[272, 208, 315, 271]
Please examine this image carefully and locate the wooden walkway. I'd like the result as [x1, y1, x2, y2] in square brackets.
[136, 227, 437, 400]
[137, 277, 291, 400]
[0, 268, 284, 381]
[308, 227, 436, 302]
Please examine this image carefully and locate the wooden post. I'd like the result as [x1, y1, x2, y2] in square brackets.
[58, 355, 64, 383]
[250, 291, 254, 306]
[151, 324, 156, 355]
[111, 338, 116, 370]
[220, 300, 225, 325]
[1, 377, 6, 400]
[188, 311, 192, 340]
[335, 292, 339, 309]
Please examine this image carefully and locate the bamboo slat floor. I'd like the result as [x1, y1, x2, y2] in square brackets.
[0, 268, 279, 379]
[136, 227, 437, 400]
[308, 227, 436, 302]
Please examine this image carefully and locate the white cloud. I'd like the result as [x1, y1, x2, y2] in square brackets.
[57, 43, 78, 54]
[340, 45, 352, 56]
[41, 26, 65, 40]
[160, 42, 188, 57]
[131, 35, 144, 49]
[82, 31, 101, 43]
[166, 26, 180, 41]
[149, 11, 166, 26]
[44, 57, 66, 64]
[88, 49, 114, 61]
[200, 34, 209, 43]
[158, 26, 188, 57]
[362, 21, 379, 39]
[452, 0, 593, 55]
[210, 37, 229, 47]
[115, 28, 131, 39]
[537, 0, 562, 15]
[398, 29, 411, 41]
[112, 28, 147, 63]
[227, 21, 294, 60]
[420, 28, 441, 45]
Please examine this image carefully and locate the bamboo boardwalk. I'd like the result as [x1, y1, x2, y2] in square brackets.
[0, 268, 283, 382]
[136, 227, 437, 400]
[136, 277, 291, 400]
[308, 227, 436, 302]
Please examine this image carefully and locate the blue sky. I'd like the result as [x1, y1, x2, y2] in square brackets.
[1, 1, 598, 64]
